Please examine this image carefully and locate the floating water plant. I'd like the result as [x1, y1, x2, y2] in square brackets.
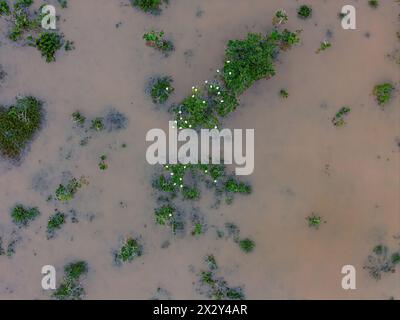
[280, 89, 289, 98]
[0, 0, 10, 16]
[150, 77, 174, 104]
[55, 177, 85, 202]
[368, 0, 379, 8]
[332, 106, 351, 127]
[199, 255, 245, 300]
[47, 211, 65, 238]
[272, 9, 288, 26]
[0, 96, 42, 160]
[307, 213, 324, 229]
[98, 155, 108, 171]
[155, 204, 175, 226]
[57, 0, 67, 8]
[297, 5, 312, 19]
[131, 0, 168, 15]
[53, 261, 88, 300]
[363, 245, 399, 280]
[91, 117, 104, 131]
[143, 30, 174, 55]
[11, 204, 40, 227]
[239, 238, 255, 253]
[36, 32, 63, 62]
[115, 237, 143, 264]
[71, 111, 86, 126]
[316, 40, 332, 54]
[373, 83, 395, 106]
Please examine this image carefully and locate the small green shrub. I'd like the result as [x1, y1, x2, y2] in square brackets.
[47, 211, 65, 238]
[143, 30, 174, 55]
[71, 111, 85, 126]
[298, 5, 312, 19]
[98, 155, 108, 170]
[368, 0, 379, 8]
[0, 0, 10, 16]
[239, 238, 255, 253]
[272, 9, 288, 26]
[182, 186, 200, 200]
[55, 177, 83, 202]
[53, 260, 88, 300]
[91, 117, 104, 131]
[373, 83, 395, 106]
[115, 237, 142, 263]
[307, 213, 323, 229]
[131, 0, 168, 15]
[224, 178, 251, 194]
[155, 205, 175, 226]
[332, 106, 351, 127]
[11, 205, 40, 227]
[150, 77, 174, 104]
[57, 0, 68, 8]
[316, 40, 332, 54]
[0, 96, 42, 160]
[35, 32, 63, 62]
[280, 89, 289, 98]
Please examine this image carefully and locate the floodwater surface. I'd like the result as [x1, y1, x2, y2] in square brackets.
[0, 0, 399, 299]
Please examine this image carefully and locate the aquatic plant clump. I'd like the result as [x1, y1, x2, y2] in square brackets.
[143, 30, 174, 55]
[307, 213, 324, 229]
[11, 205, 40, 227]
[115, 237, 143, 263]
[332, 106, 351, 127]
[131, 0, 168, 15]
[35, 32, 63, 62]
[0, 96, 42, 160]
[47, 211, 65, 238]
[368, 0, 379, 8]
[0, 0, 10, 16]
[363, 245, 399, 280]
[238, 238, 255, 253]
[316, 40, 332, 54]
[272, 9, 288, 26]
[199, 255, 245, 300]
[53, 260, 88, 300]
[297, 5, 312, 19]
[150, 77, 174, 104]
[373, 83, 395, 106]
[55, 177, 85, 202]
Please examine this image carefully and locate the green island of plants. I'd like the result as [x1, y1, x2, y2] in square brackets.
[11, 204, 40, 227]
[53, 261, 88, 300]
[0, 96, 42, 160]
[368, 0, 379, 8]
[363, 245, 400, 280]
[373, 83, 395, 106]
[0, 0, 10, 16]
[0, 0, 71, 62]
[307, 213, 324, 229]
[55, 177, 86, 202]
[47, 211, 66, 238]
[143, 30, 174, 55]
[199, 255, 245, 300]
[316, 40, 332, 54]
[98, 155, 108, 170]
[332, 106, 351, 127]
[297, 5, 312, 19]
[149, 76, 175, 104]
[131, 0, 168, 15]
[114, 237, 143, 264]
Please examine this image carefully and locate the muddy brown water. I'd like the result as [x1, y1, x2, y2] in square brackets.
[0, 0, 399, 299]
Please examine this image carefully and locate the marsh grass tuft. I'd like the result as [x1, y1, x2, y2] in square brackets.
[53, 260, 88, 300]
[150, 76, 174, 104]
[0, 96, 42, 160]
[11, 204, 40, 227]
[373, 83, 395, 106]
[115, 237, 143, 264]
[297, 5, 312, 19]
[131, 0, 168, 15]
[47, 211, 65, 238]
[143, 30, 174, 55]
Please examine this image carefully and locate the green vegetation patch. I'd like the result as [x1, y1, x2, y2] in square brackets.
[98, 155, 108, 171]
[55, 177, 85, 202]
[0, 96, 42, 160]
[131, 0, 168, 15]
[47, 211, 65, 238]
[239, 238, 255, 253]
[143, 30, 174, 55]
[11, 204, 40, 227]
[307, 213, 324, 229]
[272, 9, 288, 26]
[35, 32, 63, 62]
[297, 5, 312, 19]
[364, 245, 399, 280]
[332, 106, 351, 127]
[150, 76, 174, 104]
[0, 0, 10, 16]
[71, 111, 86, 126]
[373, 83, 395, 106]
[53, 260, 88, 300]
[115, 237, 143, 264]
[368, 0, 379, 8]
[316, 40, 332, 54]
[199, 255, 245, 300]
